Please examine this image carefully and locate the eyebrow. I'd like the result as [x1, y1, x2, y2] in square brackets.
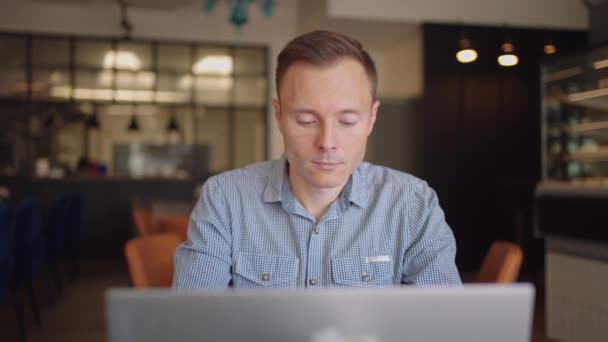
[290, 108, 364, 115]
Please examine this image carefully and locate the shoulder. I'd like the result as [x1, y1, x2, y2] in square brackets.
[359, 162, 429, 194]
[202, 159, 276, 193]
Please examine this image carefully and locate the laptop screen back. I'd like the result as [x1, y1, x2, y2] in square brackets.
[106, 284, 534, 342]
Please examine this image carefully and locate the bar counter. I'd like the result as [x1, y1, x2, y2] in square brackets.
[535, 180, 608, 341]
[0, 176, 204, 258]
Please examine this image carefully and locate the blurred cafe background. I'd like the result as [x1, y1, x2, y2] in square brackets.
[0, 1, 607, 342]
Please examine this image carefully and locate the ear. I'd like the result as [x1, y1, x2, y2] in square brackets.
[367, 99, 380, 136]
[272, 98, 283, 131]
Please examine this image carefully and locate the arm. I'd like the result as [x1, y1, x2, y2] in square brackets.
[173, 176, 233, 289]
[401, 181, 462, 286]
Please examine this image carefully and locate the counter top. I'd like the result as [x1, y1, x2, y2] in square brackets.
[536, 180, 608, 197]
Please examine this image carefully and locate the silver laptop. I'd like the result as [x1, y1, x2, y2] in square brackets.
[106, 284, 535, 342]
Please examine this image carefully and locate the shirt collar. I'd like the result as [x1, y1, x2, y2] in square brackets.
[344, 164, 370, 209]
[263, 155, 288, 203]
[262, 156, 370, 209]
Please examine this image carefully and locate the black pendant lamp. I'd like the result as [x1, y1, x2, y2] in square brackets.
[544, 34, 557, 55]
[86, 104, 100, 129]
[127, 104, 139, 132]
[167, 106, 179, 133]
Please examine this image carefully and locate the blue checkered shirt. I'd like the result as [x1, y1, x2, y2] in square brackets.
[173, 157, 461, 289]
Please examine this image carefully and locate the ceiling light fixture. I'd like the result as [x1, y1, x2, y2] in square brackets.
[456, 33, 478, 64]
[498, 34, 519, 67]
[103, 50, 142, 70]
[544, 35, 557, 55]
[192, 55, 233, 75]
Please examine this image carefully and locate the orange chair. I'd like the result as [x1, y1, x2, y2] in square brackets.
[157, 215, 190, 241]
[132, 207, 156, 236]
[124, 233, 182, 288]
[477, 240, 523, 283]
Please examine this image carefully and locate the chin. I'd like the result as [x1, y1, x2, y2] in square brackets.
[308, 174, 349, 189]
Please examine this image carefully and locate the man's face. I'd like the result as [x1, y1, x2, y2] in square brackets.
[273, 58, 380, 193]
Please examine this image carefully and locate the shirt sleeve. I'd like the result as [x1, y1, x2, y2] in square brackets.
[173, 176, 233, 289]
[401, 180, 462, 286]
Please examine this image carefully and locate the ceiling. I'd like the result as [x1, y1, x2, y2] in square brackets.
[584, 0, 608, 6]
[322, 18, 419, 50]
[32, 0, 195, 10]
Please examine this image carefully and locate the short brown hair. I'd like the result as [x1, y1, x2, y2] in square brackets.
[276, 30, 378, 99]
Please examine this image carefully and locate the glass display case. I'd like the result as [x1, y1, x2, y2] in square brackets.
[537, 45, 608, 243]
[542, 45, 608, 183]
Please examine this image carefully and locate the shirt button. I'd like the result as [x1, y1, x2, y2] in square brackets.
[309, 277, 317, 286]
[262, 273, 271, 282]
[361, 274, 370, 283]
[313, 227, 320, 234]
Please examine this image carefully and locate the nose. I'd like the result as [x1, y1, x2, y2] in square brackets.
[316, 122, 337, 152]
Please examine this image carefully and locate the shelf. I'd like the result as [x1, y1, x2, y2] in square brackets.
[542, 66, 584, 84]
[566, 87, 608, 111]
[568, 121, 608, 133]
[537, 180, 608, 196]
[567, 147, 608, 161]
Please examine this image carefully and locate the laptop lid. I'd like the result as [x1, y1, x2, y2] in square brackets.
[106, 284, 534, 342]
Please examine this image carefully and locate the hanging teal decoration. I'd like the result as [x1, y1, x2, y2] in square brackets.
[230, 0, 249, 29]
[262, 0, 274, 17]
[202, 0, 274, 30]
[203, 0, 218, 12]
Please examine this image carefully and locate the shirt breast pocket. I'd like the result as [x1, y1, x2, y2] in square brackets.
[332, 255, 395, 287]
[233, 252, 299, 288]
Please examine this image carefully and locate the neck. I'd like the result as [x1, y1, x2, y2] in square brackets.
[289, 175, 347, 222]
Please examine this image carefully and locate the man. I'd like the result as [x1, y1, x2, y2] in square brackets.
[173, 30, 461, 288]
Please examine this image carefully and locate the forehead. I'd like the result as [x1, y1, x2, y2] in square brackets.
[278, 58, 373, 104]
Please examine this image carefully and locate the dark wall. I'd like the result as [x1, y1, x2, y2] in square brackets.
[368, 97, 423, 176]
[422, 23, 588, 274]
[590, 2, 608, 46]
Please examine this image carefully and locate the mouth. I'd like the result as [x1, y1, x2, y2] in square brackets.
[312, 161, 342, 171]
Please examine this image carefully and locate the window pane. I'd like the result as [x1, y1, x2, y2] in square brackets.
[116, 41, 152, 70]
[0, 36, 26, 99]
[76, 40, 112, 69]
[113, 70, 156, 102]
[235, 110, 265, 168]
[75, 70, 113, 102]
[33, 68, 70, 100]
[157, 72, 191, 104]
[235, 76, 266, 106]
[194, 76, 232, 105]
[235, 47, 265, 74]
[193, 47, 232, 75]
[195, 108, 229, 173]
[158, 44, 191, 72]
[32, 37, 70, 67]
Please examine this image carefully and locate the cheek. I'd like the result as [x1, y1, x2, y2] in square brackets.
[343, 130, 369, 147]
[283, 132, 313, 155]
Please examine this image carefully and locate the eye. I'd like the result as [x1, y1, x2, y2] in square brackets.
[295, 114, 317, 126]
[338, 114, 360, 126]
[340, 120, 358, 126]
[297, 119, 317, 126]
